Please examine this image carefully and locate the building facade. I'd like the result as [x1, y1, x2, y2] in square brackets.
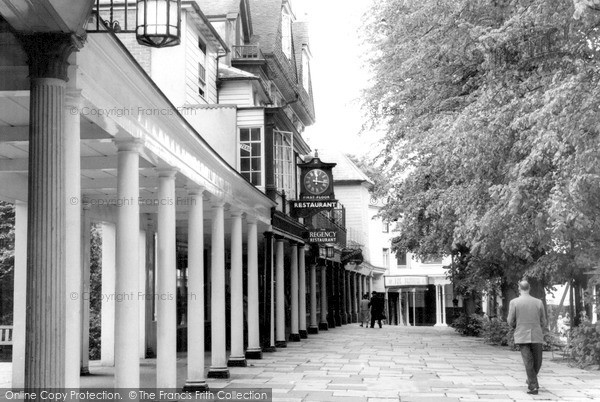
[0, 0, 362, 391]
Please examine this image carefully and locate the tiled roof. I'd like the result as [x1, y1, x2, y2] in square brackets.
[316, 149, 373, 184]
[293, 21, 309, 81]
[248, 0, 282, 53]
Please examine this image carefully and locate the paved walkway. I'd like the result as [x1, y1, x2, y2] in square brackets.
[3, 325, 599, 401]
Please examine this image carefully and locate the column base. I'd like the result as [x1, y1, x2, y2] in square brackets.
[319, 322, 329, 331]
[299, 330, 308, 339]
[206, 367, 230, 379]
[245, 348, 263, 360]
[352, 313, 358, 323]
[80, 367, 91, 376]
[341, 315, 348, 325]
[262, 345, 277, 353]
[289, 333, 301, 342]
[434, 323, 448, 327]
[307, 326, 319, 334]
[183, 381, 209, 392]
[227, 357, 247, 367]
[275, 340, 287, 348]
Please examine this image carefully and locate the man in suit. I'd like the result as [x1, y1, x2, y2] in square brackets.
[507, 280, 548, 395]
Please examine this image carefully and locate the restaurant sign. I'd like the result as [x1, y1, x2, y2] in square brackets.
[304, 229, 338, 243]
[384, 276, 429, 287]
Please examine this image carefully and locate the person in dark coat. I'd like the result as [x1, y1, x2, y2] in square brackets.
[369, 291, 385, 328]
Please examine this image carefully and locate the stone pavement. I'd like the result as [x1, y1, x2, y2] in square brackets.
[80, 324, 600, 402]
[2, 325, 599, 401]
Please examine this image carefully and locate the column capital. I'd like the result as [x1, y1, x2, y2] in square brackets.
[115, 138, 144, 153]
[229, 208, 243, 218]
[187, 186, 205, 196]
[245, 214, 258, 224]
[274, 235, 286, 242]
[18, 32, 81, 81]
[156, 168, 179, 178]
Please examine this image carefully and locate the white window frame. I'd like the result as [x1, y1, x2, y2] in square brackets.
[281, 10, 292, 60]
[238, 127, 264, 187]
[273, 129, 295, 199]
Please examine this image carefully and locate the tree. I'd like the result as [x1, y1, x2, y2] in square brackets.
[0, 201, 14, 325]
[362, 0, 600, 320]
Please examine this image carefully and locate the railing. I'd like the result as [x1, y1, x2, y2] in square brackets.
[232, 45, 264, 60]
[90, 0, 136, 33]
[0, 326, 13, 345]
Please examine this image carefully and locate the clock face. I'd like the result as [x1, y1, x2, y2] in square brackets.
[304, 169, 330, 195]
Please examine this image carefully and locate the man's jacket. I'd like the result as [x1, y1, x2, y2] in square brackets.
[507, 294, 547, 344]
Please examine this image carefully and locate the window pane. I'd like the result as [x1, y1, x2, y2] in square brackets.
[240, 158, 250, 171]
[251, 128, 261, 141]
[251, 143, 261, 156]
[251, 157, 261, 171]
[252, 172, 261, 185]
[240, 146, 250, 157]
[240, 128, 250, 142]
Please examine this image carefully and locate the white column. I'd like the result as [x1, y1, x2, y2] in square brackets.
[64, 88, 81, 388]
[441, 285, 447, 325]
[405, 290, 410, 326]
[100, 222, 115, 366]
[352, 273, 358, 322]
[245, 216, 262, 358]
[80, 203, 91, 375]
[228, 210, 246, 366]
[308, 264, 318, 333]
[138, 229, 146, 358]
[298, 246, 307, 338]
[369, 276, 373, 294]
[358, 275, 363, 302]
[115, 141, 142, 388]
[319, 265, 328, 330]
[156, 169, 177, 388]
[184, 190, 208, 390]
[434, 285, 441, 326]
[275, 238, 286, 346]
[289, 242, 300, 341]
[207, 200, 229, 378]
[12, 201, 27, 388]
[412, 290, 417, 326]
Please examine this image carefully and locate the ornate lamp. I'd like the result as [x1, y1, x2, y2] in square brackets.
[136, 0, 181, 48]
[326, 245, 335, 259]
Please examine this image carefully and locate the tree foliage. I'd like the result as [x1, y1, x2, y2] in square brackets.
[0, 201, 14, 325]
[363, 0, 600, 303]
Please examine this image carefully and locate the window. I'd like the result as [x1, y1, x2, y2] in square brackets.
[273, 129, 295, 198]
[396, 252, 407, 267]
[239, 128, 262, 185]
[382, 221, 389, 233]
[281, 11, 292, 59]
[383, 248, 390, 268]
[198, 38, 207, 98]
[423, 256, 443, 264]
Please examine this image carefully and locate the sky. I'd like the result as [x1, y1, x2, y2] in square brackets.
[292, 0, 381, 157]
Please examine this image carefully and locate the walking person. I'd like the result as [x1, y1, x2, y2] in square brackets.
[369, 291, 385, 328]
[359, 293, 370, 327]
[507, 280, 548, 395]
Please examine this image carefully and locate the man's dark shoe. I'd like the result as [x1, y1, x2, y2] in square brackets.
[526, 389, 538, 395]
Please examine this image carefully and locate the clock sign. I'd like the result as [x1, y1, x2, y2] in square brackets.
[304, 169, 330, 195]
[298, 155, 336, 200]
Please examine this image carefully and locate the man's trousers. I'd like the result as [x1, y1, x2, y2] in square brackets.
[518, 343, 543, 390]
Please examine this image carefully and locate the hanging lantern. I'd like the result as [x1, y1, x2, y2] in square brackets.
[136, 0, 181, 48]
[326, 246, 335, 259]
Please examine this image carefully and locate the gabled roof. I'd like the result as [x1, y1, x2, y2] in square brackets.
[317, 149, 373, 184]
